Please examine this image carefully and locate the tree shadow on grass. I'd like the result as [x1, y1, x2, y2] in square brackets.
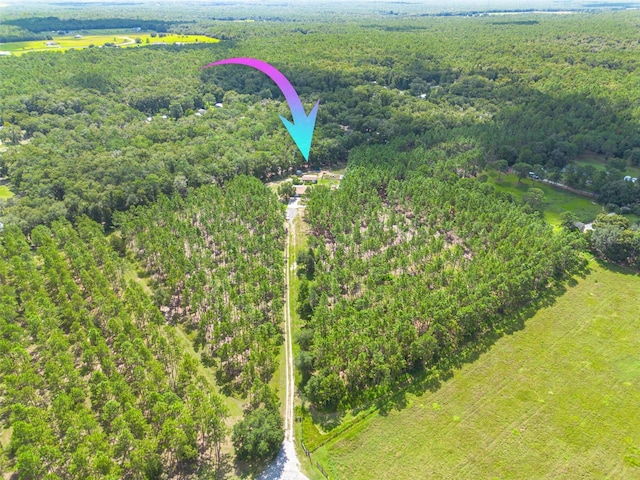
[369, 269, 588, 418]
[304, 264, 593, 449]
[233, 455, 274, 480]
[594, 257, 640, 277]
[308, 406, 345, 432]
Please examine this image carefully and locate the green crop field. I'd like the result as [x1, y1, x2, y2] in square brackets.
[319, 260, 640, 479]
[487, 171, 604, 225]
[0, 33, 218, 56]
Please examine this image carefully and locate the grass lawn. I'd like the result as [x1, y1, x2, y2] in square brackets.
[487, 171, 604, 225]
[574, 152, 640, 179]
[0, 32, 218, 56]
[322, 260, 640, 479]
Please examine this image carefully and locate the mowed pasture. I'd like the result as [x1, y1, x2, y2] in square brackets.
[487, 171, 604, 225]
[321, 261, 640, 479]
[574, 152, 640, 180]
[0, 33, 218, 55]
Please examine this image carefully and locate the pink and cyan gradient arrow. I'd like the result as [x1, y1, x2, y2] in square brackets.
[204, 57, 319, 161]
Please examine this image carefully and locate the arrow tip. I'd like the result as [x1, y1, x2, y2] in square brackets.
[279, 100, 319, 162]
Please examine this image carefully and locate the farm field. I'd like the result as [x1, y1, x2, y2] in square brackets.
[320, 260, 640, 479]
[487, 171, 604, 225]
[0, 32, 218, 55]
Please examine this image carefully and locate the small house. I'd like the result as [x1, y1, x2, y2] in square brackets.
[624, 175, 632, 182]
[75, 34, 83, 39]
[300, 174, 318, 184]
[294, 185, 308, 197]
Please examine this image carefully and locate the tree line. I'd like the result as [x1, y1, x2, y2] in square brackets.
[1, 17, 176, 34]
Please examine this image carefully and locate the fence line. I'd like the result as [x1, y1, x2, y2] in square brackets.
[316, 461, 330, 479]
[301, 440, 311, 460]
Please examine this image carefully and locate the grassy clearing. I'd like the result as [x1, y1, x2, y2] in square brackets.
[487, 171, 603, 225]
[322, 260, 640, 479]
[0, 32, 218, 55]
[574, 152, 640, 179]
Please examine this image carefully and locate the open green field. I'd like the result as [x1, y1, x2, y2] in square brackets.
[320, 260, 640, 479]
[574, 152, 640, 179]
[0, 32, 218, 56]
[487, 171, 603, 225]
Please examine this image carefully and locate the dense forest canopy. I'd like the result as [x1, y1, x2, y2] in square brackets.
[0, 177, 285, 477]
[115, 176, 285, 396]
[0, 219, 229, 477]
[1, 12, 640, 231]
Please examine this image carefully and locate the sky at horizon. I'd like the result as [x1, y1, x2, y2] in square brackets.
[2, 0, 639, 7]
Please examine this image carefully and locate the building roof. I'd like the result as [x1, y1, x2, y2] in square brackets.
[295, 185, 308, 196]
[300, 174, 318, 182]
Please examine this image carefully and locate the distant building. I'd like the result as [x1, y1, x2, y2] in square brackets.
[294, 185, 308, 197]
[574, 222, 594, 233]
[624, 175, 632, 182]
[0, 51, 11, 56]
[75, 34, 82, 39]
[214, 103, 224, 108]
[300, 174, 318, 183]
